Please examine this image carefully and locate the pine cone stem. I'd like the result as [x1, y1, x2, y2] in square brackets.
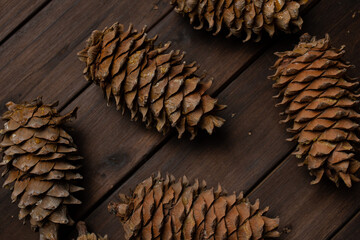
[39, 223, 58, 240]
[76, 221, 108, 240]
[78, 23, 226, 139]
[77, 221, 88, 236]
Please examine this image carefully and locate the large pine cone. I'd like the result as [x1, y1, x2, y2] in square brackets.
[0, 98, 83, 240]
[170, 0, 308, 42]
[77, 221, 108, 240]
[77, 23, 225, 140]
[108, 173, 280, 239]
[269, 33, 360, 187]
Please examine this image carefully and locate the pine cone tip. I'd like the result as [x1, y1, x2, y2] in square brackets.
[76, 221, 108, 240]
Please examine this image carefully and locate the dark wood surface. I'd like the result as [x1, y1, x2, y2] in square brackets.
[0, 0, 359, 239]
[0, 0, 49, 43]
[333, 211, 360, 240]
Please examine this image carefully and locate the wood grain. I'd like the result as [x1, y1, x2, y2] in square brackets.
[81, 0, 360, 239]
[0, 0, 172, 239]
[248, 155, 360, 240]
[332, 211, 360, 240]
[0, 0, 48, 43]
[0, 0, 172, 113]
[1, 0, 359, 239]
[62, 85, 165, 218]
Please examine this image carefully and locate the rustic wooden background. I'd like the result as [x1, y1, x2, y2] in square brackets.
[0, 0, 359, 239]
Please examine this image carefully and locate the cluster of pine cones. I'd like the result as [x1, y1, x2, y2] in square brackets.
[0, 1, 359, 240]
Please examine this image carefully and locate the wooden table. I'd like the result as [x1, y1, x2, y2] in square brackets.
[0, 0, 359, 239]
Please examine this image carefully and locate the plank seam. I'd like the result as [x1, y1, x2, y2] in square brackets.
[244, 146, 296, 196]
[328, 208, 360, 239]
[78, 134, 173, 222]
[213, 41, 272, 97]
[0, 0, 81, 74]
[0, 0, 53, 46]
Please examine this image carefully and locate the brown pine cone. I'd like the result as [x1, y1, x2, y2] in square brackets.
[0, 98, 83, 239]
[269, 33, 360, 187]
[108, 173, 280, 239]
[170, 0, 308, 42]
[77, 221, 108, 240]
[77, 23, 226, 140]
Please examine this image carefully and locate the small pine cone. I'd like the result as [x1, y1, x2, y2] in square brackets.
[77, 221, 108, 240]
[170, 0, 308, 42]
[269, 33, 360, 187]
[108, 173, 280, 240]
[0, 98, 84, 240]
[77, 23, 226, 140]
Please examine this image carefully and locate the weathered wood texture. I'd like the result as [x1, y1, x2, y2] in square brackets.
[0, 0, 172, 113]
[0, 0, 49, 43]
[332, 211, 360, 240]
[0, 0, 171, 239]
[0, 0, 359, 239]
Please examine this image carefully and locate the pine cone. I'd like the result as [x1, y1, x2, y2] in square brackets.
[0, 98, 83, 240]
[77, 221, 108, 240]
[170, 0, 308, 42]
[269, 33, 360, 187]
[77, 23, 226, 140]
[108, 173, 280, 239]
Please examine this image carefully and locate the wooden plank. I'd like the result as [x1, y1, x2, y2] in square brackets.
[248, 156, 360, 239]
[59, 0, 319, 224]
[0, 0, 173, 239]
[0, 0, 48, 43]
[332, 211, 360, 240]
[60, 84, 165, 216]
[0, 0, 172, 113]
[81, 0, 360, 239]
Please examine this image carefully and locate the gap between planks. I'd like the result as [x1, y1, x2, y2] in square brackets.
[65, 0, 322, 225]
[329, 208, 360, 239]
[0, 0, 53, 46]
